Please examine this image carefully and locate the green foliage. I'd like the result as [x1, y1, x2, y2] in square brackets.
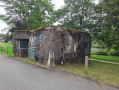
[97, 25, 116, 49]
[0, 0, 55, 30]
[101, 0, 119, 36]
[55, 0, 119, 50]
[0, 33, 5, 38]
[59, 0, 119, 50]
[91, 51, 107, 55]
[4, 32, 10, 43]
[55, 0, 95, 30]
[91, 47, 119, 56]
[91, 39, 106, 48]
[90, 0, 119, 50]
[95, 0, 119, 49]
[107, 49, 119, 56]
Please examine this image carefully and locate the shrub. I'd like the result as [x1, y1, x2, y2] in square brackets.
[107, 49, 119, 56]
[91, 51, 107, 55]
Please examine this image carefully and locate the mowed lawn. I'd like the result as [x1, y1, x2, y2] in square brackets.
[0, 43, 13, 56]
[91, 55, 119, 63]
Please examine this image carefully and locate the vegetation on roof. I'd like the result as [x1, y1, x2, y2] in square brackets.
[14, 26, 90, 34]
[62, 27, 90, 34]
[34, 26, 90, 34]
[34, 26, 59, 31]
[14, 30, 34, 32]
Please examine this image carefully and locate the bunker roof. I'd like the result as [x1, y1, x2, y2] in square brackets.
[14, 26, 90, 34]
[14, 30, 34, 32]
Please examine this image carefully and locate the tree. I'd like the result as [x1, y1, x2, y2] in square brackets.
[55, 0, 119, 50]
[55, 0, 95, 30]
[4, 32, 10, 43]
[0, 0, 55, 30]
[95, 0, 119, 49]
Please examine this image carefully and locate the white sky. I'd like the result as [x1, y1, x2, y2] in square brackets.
[0, 2, 7, 33]
[51, 0, 65, 10]
[0, 0, 98, 33]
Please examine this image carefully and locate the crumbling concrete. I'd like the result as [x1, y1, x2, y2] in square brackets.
[13, 26, 91, 66]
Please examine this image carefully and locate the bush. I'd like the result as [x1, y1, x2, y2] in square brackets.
[107, 49, 119, 56]
[91, 51, 107, 55]
[91, 48, 119, 56]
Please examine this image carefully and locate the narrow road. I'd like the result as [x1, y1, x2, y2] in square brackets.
[0, 54, 117, 90]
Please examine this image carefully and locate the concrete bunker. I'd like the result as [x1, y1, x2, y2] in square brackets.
[13, 26, 91, 65]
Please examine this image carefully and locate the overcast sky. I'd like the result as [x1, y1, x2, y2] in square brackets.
[0, 0, 98, 33]
[52, 0, 65, 10]
[0, 2, 7, 33]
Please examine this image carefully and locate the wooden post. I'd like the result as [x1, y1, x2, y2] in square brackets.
[85, 56, 89, 73]
[6, 47, 8, 54]
[1, 47, 2, 52]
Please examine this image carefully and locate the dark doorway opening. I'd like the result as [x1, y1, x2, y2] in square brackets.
[20, 39, 29, 57]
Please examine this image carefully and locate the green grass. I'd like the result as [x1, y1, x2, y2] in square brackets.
[55, 61, 119, 87]
[18, 57, 38, 64]
[0, 43, 13, 56]
[91, 55, 119, 63]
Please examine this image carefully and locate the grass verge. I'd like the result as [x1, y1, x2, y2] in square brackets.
[91, 55, 119, 63]
[55, 61, 119, 87]
[17, 57, 38, 64]
[0, 43, 13, 56]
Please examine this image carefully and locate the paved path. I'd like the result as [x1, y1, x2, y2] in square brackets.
[0, 54, 118, 90]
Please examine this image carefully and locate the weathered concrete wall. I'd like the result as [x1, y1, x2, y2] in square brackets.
[29, 26, 91, 65]
[62, 30, 91, 64]
[13, 39, 20, 56]
[13, 31, 31, 39]
[33, 27, 64, 66]
[13, 31, 31, 57]
[13, 26, 91, 66]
